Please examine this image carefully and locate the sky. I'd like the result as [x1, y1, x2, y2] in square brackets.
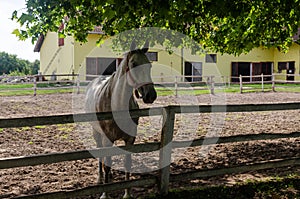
[0, 0, 39, 62]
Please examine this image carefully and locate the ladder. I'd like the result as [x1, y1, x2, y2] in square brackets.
[43, 47, 62, 74]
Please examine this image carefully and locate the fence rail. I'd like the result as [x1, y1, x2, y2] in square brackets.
[1, 103, 300, 198]
[238, 73, 300, 93]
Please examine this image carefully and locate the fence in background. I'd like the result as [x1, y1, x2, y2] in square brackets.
[0, 103, 300, 198]
[238, 73, 300, 93]
[1, 73, 300, 96]
[33, 74, 80, 96]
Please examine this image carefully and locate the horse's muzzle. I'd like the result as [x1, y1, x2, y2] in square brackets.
[139, 83, 157, 104]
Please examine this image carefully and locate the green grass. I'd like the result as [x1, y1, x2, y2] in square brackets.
[0, 83, 33, 89]
[0, 88, 73, 96]
[0, 83, 299, 96]
[0, 82, 74, 96]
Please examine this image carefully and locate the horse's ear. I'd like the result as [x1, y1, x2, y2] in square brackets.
[142, 40, 149, 53]
[130, 40, 137, 52]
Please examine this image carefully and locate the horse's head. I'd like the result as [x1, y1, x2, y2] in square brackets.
[125, 41, 157, 104]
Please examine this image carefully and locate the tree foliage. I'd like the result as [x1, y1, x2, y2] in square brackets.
[12, 0, 300, 55]
[0, 52, 39, 75]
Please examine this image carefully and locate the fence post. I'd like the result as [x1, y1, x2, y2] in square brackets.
[210, 76, 215, 95]
[159, 106, 175, 196]
[261, 73, 264, 92]
[239, 75, 243, 94]
[223, 76, 226, 87]
[33, 78, 37, 96]
[272, 73, 275, 92]
[174, 76, 178, 97]
[160, 73, 164, 82]
[206, 76, 210, 92]
[76, 76, 80, 94]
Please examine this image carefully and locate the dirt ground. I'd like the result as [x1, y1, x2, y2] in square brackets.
[0, 92, 299, 198]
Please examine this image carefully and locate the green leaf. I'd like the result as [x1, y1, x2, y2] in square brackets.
[11, 10, 18, 20]
[11, 29, 20, 36]
[19, 13, 35, 25]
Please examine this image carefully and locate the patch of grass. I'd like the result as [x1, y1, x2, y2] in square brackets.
[57, 124, 75, 133]
[0, 90, 35, 96]
[14, 128, 23, 133]
[0, 84, 33, 89]
[0, 83, 74, 96]
[21, 127, 31, 131]
[34, 125, 47, 129]
[142, 175, 299, 199]
[60, 134, 69, 139]
[0, 82, 299, 96]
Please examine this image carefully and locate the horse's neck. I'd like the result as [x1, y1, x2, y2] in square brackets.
[110, 59, 137, 110]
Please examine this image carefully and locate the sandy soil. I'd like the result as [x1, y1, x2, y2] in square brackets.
[0, 92, 299, 198]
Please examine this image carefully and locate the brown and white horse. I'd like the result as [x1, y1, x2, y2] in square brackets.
[85, 41, 157, 198]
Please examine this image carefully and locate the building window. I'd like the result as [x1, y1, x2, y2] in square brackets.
[58, 38, 64, 46]
[184, 62, 202, 82]
[278, 61, 295, 80]
[205, 54, 217, 63]
[58, 22, 65, 47]
[146, 52, 158, 61]
[278, 62, 287, 73]
[231, 62, 272, 82]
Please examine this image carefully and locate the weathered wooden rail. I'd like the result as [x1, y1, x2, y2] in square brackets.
[0, 103, 300, 198]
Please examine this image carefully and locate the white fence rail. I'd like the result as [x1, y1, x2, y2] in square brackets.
[238, 73, 300, 93]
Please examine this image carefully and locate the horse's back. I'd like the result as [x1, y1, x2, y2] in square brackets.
[85, 76, 111, 113]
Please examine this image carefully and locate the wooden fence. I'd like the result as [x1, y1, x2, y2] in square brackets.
[0, 103, 300, 198]
[2, 73, 300, 96]
[238, 73, 300, 93]
[33, 74, 80, 96]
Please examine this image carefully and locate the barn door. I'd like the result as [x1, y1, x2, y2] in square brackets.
[184, 62, 202, 82]
[287, 62, 295, 81]
[192, 62, 202, 82]
[86, 58, 97, 80]
[252, 63, 262, 81]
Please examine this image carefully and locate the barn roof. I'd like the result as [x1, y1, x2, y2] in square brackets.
[33, 26, 104, 52]
[34, 34, 44, 52]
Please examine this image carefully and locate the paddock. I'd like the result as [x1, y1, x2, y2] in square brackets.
[0, 92, 299, 198]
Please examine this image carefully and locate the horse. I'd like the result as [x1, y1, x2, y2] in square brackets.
[85, 40, 157, 199]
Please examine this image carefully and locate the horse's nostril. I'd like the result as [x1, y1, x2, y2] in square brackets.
[143, 90, 157, 104]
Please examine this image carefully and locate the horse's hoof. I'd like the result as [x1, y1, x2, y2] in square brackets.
[123, 191, 132, 199]
[123, 194, 132, 199]
[100, 192, 110, 199]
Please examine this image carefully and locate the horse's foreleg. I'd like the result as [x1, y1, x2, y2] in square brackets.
[93, 129, 103, 184]
[123, 138, 134, 199]
[123, 153, 132, 199]
[100, 156, 112, 199]
[103, 156, 112, 183]
[98, 158, 103, 184]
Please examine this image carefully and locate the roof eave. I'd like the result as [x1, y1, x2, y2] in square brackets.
[34, 35, 45, 52]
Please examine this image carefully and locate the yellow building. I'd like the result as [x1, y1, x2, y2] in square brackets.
[34, 30, 300, 82]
